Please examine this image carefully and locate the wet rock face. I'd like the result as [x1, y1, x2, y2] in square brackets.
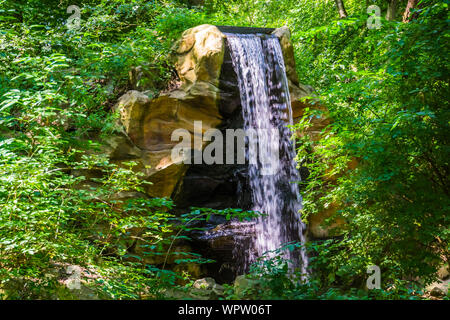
[217, 43, 242, 118]
[188, 219, 257, 283]
[173, 48, 248, 211]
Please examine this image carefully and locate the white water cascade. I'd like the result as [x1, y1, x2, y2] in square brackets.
[227, 33, 308, 275]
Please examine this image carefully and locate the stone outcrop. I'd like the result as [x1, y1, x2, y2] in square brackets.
[172, 24, 225, 87]
[114, 88, 222, 197]
[110, 24, 315, 201]
[112, 25, 227, 197]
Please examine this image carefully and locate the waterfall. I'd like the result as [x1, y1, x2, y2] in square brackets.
[226, 33, 308, 276]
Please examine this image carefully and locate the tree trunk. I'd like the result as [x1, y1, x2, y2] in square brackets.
[386, 0, 398, 21]
[335, 0, 348, 19]
[403, 0, 419, 22]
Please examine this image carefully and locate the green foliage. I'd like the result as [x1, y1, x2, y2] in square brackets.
[294, 0, 449, 288]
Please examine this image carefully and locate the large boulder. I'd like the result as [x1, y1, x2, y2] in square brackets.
[113, 89, 222, 197]
[172, 24, 225, 88]
[162, 277, 225, 300]
[426, 278, 449, 298]
[189, 277, 225, 299]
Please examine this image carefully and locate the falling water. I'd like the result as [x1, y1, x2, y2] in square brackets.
[227, 33, 308, 275]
